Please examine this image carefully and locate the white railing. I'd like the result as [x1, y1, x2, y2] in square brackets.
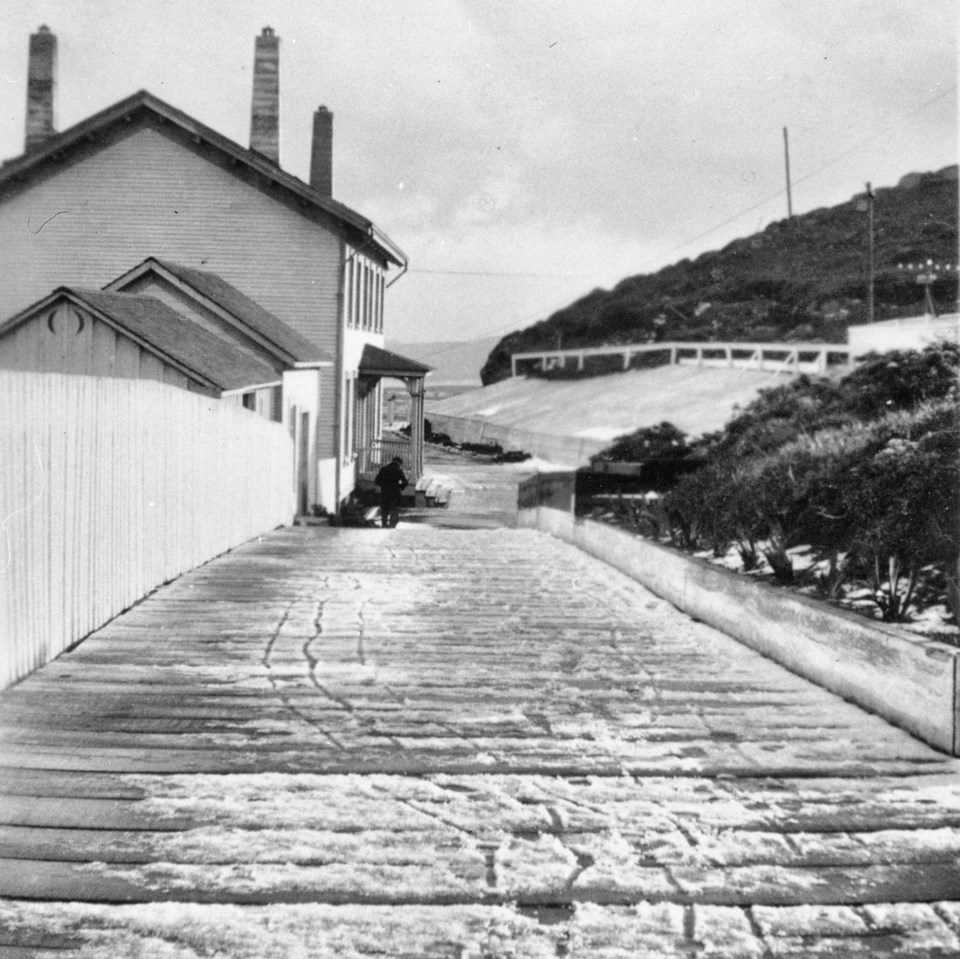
[511, 341, 855, 377]
[0, 372, 295, 689]
[358, 437, 414, 477]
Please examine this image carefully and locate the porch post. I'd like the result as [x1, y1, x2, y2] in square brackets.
[405, 376, 426, 480]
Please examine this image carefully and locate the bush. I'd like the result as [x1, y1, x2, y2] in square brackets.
[664, 396, 959, 619]
[837, 342, 960, 418]
[575, 345, 959, 624]
[592, 422, 692, 464]
[841, 402, 960, 620]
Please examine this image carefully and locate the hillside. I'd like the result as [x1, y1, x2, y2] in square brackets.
[481, 166, 959, 384]
[387, 336, 500, 385]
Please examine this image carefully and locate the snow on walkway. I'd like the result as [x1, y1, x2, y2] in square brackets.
[2, 457, 960, 955]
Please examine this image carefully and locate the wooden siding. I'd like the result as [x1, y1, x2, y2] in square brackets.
[223, 384, 282, 422]
[0, 123, 346, 474]
[0, 371, 294, 689]
[319, 373, 337, 460]
[0, 125, 342, 355]
[0, 301, 196, 391]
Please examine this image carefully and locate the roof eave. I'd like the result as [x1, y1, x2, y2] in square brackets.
[369, 226, 408, 269]
[0, 288, 68, 337]
[0, 90, 403, 259]
[292, 360, 335, 369]
[63, 289, 223, 391]
[118, 257, 336, 366]
[220, 379, 283, 396]
[364, 366, 434, 379]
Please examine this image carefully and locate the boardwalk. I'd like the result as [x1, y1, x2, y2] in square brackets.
[2, 455, 960, 956]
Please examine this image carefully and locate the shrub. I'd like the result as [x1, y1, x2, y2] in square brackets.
[836, 342, 960, 418]
[664, 393, 959, 610]
[841, 401, 960, 620]
[592, 422, 692, 464]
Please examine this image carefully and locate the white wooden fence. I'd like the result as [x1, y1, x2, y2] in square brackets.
[511, 341, 855, 377]
[0, 372, 295, 689]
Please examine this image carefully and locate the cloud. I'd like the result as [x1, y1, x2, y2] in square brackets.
[2, 0, 955, 343]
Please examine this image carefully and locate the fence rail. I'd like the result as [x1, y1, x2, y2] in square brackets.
[357, 437, 413, 477]
[0, 372, 295, 689]
[511, 341, 855, 377]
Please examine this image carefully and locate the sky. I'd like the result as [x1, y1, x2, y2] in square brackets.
[2, 1, 957, 344]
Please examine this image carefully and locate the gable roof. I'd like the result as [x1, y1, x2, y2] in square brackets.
[0, 90, 406, 268]
[359, 343, 433, 378]
[107, 257, 332, 366]
[0, 288, 278, 392]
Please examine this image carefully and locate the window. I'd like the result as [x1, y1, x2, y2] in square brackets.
[345, 259, 353, 328]
[376, 271, 384, 331]
[344, 375, 355, 462]
[363, 264, 370, 329]
[354, 262, 361, 328]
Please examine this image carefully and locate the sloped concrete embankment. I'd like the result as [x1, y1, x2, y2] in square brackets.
[520, 498, 960, 756]
[426, 365, 795, 467]
[428, 412, 605, 467]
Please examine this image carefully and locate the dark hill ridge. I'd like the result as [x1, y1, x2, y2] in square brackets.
[481, 165, 958, 384]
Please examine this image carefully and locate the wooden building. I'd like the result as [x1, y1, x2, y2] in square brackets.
[0, 288, 277, 397]
[0, 268, 341, 515]
[106, 257, 333, 421]
[0, 26, 429, 514]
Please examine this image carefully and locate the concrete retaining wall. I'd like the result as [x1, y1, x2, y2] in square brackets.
[428, 413, 606, 467]
[520, 504, 960, 756]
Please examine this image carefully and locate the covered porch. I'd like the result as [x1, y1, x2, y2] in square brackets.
[354, 344, 432, 484]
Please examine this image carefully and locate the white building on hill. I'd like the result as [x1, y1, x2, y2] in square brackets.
[847, 313, 960, 356]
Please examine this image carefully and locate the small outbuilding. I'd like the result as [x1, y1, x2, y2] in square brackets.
[0, 287, 276, 397]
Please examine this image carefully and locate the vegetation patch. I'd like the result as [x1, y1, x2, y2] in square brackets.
[580, 343, 960, 636]
[421, 420, 531, 463]
[482, 166, 958, 385]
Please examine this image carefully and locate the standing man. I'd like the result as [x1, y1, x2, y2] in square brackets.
[374, 456, 409, 528]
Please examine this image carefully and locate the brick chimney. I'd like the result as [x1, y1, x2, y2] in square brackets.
[309, 106, 333, 196]
[250, 27, 280, 163]
[25, 25, 57, 153]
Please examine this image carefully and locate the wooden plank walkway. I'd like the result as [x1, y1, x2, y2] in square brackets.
[2, 459, 960, 955]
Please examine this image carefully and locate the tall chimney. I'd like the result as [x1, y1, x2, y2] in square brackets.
[25, 25, 57, 153]
[250, 27, 280, 163]
[309, 106, 333, 196]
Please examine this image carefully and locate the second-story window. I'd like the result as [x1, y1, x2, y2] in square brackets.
[354, 261, 361, 328]
[345, 259, 354, 328]
[376, 270, 384, 332]
[363, 264, 371, 329]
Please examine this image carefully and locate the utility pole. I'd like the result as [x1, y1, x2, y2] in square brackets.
[865, 182, 875, 324]
[783, 127, 793, 220]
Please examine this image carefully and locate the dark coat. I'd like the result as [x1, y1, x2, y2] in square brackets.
[375, 461, 409, 503]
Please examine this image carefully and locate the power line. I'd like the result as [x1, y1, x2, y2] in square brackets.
[401, 85, 957, 350]
[659, 85, 956, 259]
[410, 86, 956, 282]
[408, 268, 596, 278]
[399, 306, 556, 361]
